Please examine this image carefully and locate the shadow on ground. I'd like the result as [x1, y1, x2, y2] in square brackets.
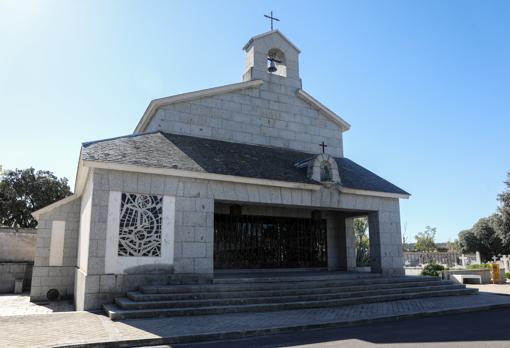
[174, 308, 510, 347]
[0, 293, 73, 316]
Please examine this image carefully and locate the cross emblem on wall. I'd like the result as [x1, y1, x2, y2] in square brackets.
[319, 141, 328, 154]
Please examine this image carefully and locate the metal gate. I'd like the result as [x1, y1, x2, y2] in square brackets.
[214, 214, 327, 269]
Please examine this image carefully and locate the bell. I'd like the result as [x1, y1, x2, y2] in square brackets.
[267, 60, 277, 73]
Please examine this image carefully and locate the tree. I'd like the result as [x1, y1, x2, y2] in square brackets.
[456, 170, 510, 259]
[446, 239, 461, 253]
[354, 217, 370, 267]
[459, 214, 503, 262]
[414, 226, 437, 252]
[498, 171, 510, 250]
[0, 168, 72, 228]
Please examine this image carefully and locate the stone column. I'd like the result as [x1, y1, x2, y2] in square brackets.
[368, 209, 404, 276]
[344, 217, 357, 271]
[326, 212, 348, 271]
[368, 212, 382, 274]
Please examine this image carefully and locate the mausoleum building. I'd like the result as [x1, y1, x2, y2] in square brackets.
[31, 30, 410, 310]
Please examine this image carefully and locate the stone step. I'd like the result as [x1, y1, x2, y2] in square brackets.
[117, 284, 466, 310]
[127, 280, 453, 302]
[140, 276, 440, 294]
[104, 288, 478, 320]
[211, 272, 383, 284]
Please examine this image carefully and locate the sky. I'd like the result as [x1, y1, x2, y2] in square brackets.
[0, 0, 509, 242]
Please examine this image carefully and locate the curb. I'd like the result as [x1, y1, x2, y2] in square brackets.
[56, 302, 510, 348]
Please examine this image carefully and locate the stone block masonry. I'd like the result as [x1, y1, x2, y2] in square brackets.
[32, 166, 403, 309]
[30, 197, 80, 301]
[64, 168, 402, 309]
[0, 262, 33, 293]
[28, 29, 406, 314]
[145, 81, 345, 157]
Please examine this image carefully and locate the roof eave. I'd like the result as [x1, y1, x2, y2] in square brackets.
[31, 194, 79, 220]
[338, 186, 410, 199]
[82, 160, 321, 191]
[243, 30, 301, 53]
[296, 89, 351, 132]
[32, 156, 91, 221]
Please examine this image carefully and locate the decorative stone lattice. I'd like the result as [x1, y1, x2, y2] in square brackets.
[118, 193, 162, 257]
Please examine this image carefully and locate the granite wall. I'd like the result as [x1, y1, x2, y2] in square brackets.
[30, 198, 80, 302]
[75, 168, 403, 309]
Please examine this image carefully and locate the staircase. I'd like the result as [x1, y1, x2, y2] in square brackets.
[104, 272, 478, 320]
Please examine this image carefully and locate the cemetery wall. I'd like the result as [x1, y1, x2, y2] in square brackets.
[0, 228, 36, 293]
[404, 251, 464, 267]
[0, 228, 36, 262]
[0, 262, 33, 293]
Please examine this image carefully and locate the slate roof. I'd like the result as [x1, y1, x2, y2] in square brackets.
[82, 132, 409, 196]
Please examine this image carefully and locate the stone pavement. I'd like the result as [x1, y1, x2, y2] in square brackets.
[466, 283, 510, 296]
[1, 293, 510, 348]
[0, 293, 73, 316]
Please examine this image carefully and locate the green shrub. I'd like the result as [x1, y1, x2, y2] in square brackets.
[506, 272, 510, 280]
[466, 263, 491, 269]
[421, 263, 445, 277]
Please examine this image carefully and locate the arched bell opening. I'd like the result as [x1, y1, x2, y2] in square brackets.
[267, 48, 287, 77]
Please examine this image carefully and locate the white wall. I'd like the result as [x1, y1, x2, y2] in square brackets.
[104, 192, 176, 274]
[77, 174, 93, 274]
[49, 221, 65, 266]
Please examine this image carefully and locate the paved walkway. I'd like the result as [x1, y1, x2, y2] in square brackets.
[1, 293, 510, 348]
[466, 283, 510, 296]
[0, 293, 74, 316]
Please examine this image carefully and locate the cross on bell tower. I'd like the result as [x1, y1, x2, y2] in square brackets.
[264, 11, 280, 31]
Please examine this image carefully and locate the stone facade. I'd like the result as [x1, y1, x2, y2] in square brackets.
[65, 168, 401, 309]
[145, 82, 344, 157]
[30, 198, 80, 301]
[143, 31, 345, 157]
[30, 30, 406, 310]
[31, 167, 403, 309]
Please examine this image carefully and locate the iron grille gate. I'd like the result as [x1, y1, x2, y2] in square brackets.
[214, 214, 327, 269]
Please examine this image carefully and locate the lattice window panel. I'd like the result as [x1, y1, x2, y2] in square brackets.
[118, 193, 163, 257]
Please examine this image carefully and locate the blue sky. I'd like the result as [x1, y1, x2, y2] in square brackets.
[1, 1, 509, 242]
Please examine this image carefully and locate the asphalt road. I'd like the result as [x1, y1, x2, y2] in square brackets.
[162, 308, 510, 347]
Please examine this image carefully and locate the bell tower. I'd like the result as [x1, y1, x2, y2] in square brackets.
[242, 30, 302, 89]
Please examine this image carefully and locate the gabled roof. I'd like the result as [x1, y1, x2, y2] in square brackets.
[243, 30, 301, 53]
[82, 132, 204, 173]
[82, 132, 410, 197]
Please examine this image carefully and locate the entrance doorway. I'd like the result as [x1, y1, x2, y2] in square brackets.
[214, 214, 327, 269]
